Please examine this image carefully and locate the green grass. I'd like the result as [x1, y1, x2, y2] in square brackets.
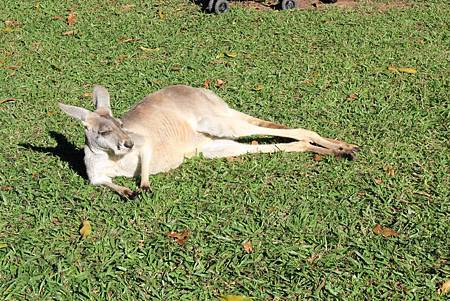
[0, 0, 449, 299]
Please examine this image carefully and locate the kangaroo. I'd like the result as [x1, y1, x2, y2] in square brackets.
[59, 85, 359, 198]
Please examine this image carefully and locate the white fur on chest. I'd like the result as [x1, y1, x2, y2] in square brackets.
[84, 146, 140, 182]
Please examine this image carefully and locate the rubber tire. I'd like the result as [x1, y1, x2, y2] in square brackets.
[213, 0, 229, 14]
[280, 0, 296, 10]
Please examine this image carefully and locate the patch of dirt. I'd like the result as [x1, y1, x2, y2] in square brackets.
[375, 1, 410, 12]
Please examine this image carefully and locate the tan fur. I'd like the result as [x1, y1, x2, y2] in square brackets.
[59, 85, 359, 198]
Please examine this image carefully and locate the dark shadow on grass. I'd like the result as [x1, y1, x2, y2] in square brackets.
[19, 131, 87, 180]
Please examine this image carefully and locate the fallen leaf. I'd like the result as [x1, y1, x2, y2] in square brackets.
[381, 227, 399, 237]
[387, 65, 417, 74]
[373, 224, 383, 235]
[253, 84, 264, 91]
[225, 51, 238, 58]
[0, 98, 16, 104]
[250, 140, 259, 145]
[398, 67, 417, 74]
[313, 154, 322, 162]
[67, 10, 76, 26]
[0, 186, 13, 191]
[347, 93, 358, 101]
[167, 229, 189, 245]
[79, 220, 92, 238]
[242, 240, 253, 253]
[82, 92, 92, 98]
[373, 224, 399, 237]
[384, 165, 396, 177]
[139, 46, 160, 53]
[0, 243, 7, 249]
[203, 79, 210, 89]
[439, 279, 450, 295]
[4, 20, 20, 27]
[52, 218, 61, 225]
[62, 30, 78, 36]
[215, 79, 224, 88]
[51, 15, 63, 20]
[158, 10, 165, 19]
[374, 178, 383, 185]
[138, 239, 144, 248]
[170, 65, 181, 72]
[220, 295, 252, 301]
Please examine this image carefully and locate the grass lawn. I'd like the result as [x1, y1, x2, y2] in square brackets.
[0, 0, 448, 299]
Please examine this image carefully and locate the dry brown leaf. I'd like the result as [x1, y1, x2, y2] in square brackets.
[242, 240, 253, 253]
[4, 20, 20, 27]
[82, 92, 92, 98]
[52, 218, 61, 225]
[52, 15, 63, 20]
[79, 220, 92, 238]
[373, 224, 399, 237]
[203, 80, 210, 89]
[374, 178, 383, 185]
[158, 10, 165, 19]
[347, 93, 358, 101]
[313, 154, 322, 162]
[250, 140, 259, 145]
[0, 98, 16, 104]
[373, 224, 383, 235]
[167, 229, 189, 245]
[381, 227, 399, 237]
[62, 30, 78, 36]
[439, 279, 450, 295]
[67, 10, 76, 26]
[0, 186, 13, 191]
[215, 79, 224, 88]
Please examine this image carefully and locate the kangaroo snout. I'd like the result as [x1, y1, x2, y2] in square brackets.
[124, 140, 134, 149]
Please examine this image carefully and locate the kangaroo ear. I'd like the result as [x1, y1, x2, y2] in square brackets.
[92, 85, 112, 116]
[58, 103, 90, 124]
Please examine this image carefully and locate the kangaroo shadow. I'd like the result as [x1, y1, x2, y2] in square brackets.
[19, 131, 87, 180]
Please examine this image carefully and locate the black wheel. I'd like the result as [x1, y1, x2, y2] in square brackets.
[280, 0, 296, 10]
[213, 0, 229, 14]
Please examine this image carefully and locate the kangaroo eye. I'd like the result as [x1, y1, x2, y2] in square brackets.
[99, 130, 111, 135]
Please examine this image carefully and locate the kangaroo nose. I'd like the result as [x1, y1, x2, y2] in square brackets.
[124, 140, 134, 149]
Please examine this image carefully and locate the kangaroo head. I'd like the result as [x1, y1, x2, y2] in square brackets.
[59, 85, 134, 156]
